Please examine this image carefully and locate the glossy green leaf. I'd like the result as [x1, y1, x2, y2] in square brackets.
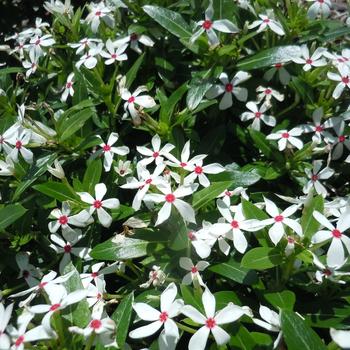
[33, 181, 79, 202]
[264, 290, 296, 310]
[0, 204, 27, 232]
[125, 53, 145, 89]
[237, 45, 301, 71]
[229, 325, 256, 350]
[281, 310, 327, 350]
[241, 247, 283, 270]
[301, 195, 324, 241]
[83, 159, 102, 193]
[186, 81, 212, 111]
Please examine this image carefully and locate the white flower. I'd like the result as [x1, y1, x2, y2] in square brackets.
[0, 125, 18, 154]
[121, 163, 167, 211]
[98, 132, 129, 172]
[129, 283, 183, 350]
[184, 159, 225, 188]
[179, 258, 209, 287]
[75, 44, 103, 70]
[248, 14, 285, 36]
[0, 303, 13, 349]
[77, 183, 120, 227]
[188, 222, 217, 259]
[136, 134, 174, 167]
[327, 64, 350, 99]
[29, 34, 55, 57]
[144, 183, 198, 226]
[252, 305, 282, 349]
[29, 285, 87, 334]
[240, 101, 276, 130]
[312, 209, 350, 266]
[61, 73, 74, 102]
[44, 0, 73, 15]
[206, 72, 251, 109]
[15, 252, 41, 287]
[212, 201, 264, 253]
[114, 160, 132, 177]
[330, 328, 350, 349]
[0, 156, 15, 176]
[260, 197, 302, 245]
[114, 30, 154, 54]
[139, 265, 166, 289]
[292, 45, 326, 71]
[47, 159, 65, 179]
[256, 86, 284, 102]
[68, 38, 102, 55]
[22, 51, 39, 77]
[313, 254, 350, 284]
[190, 0, 239, 46]
[100, 39, 128, 65]
[307, 0, 331, 19]
[121, 86, 156, 124]
[85, 2, 114, 33]
[182, 287, 252, 350]
[6, 129, 33, 163]
[303, 161, 334, 197]
[264, 62, 291, 85]
[217, 187, 248, 206]
[80, 262, 121, 288]
[266, 127, 303, 151]
[328, 121, 350, 160]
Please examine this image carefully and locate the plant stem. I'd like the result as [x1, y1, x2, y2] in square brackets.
[175, 322, 197, 334]
[84, 333, 96, 350]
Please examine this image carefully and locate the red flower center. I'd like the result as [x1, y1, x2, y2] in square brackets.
[339, 135, 346, 143]
[15, 140, 22, 149]
[342, 76, 349, 84]
[90, 319, 102, 330]
[165, 193, 176, 203]
[23, 270, 30, 278]
[130, 33, 138, 41]
[225, 83, 233, 92]
[255, 112, 262, 119]
[205, 317, 216, 329]
[231, 220, 239, 228]
[180, 162, 187, 167]
[120, 169, 125, 175]
[323, 268, 332, 276]
[287, 236, 295, 244]
[64, 244, 72, 253]
[306, 59, 313, 64]
[332, 229, 342, 238]
[159, 311, 168, 323]
[39, 281, 48, 289]
[194, 166, 203, 174]
[93, 200, 102, 209]
[311, 174, 319, 182]
[191, 266, 198, 273]
[263, 18, 270, 23]
[318, 0, 324, 3]
[145, 178, 152, 184]
[151, 271, 158, 279]
[35, 39, 41, 45]
[153, 151, 159, 158]
[111, 53, 117, 59]
[274, 215, 284, 222]
[50, 303, 61, 311]
[59, 215, 68, 225]
[103, 144, 111, 152]
[275, 63, 282, 69]
[66, 82, 72, 88]
[282, 132, 289, 139]
[0, 137, 4, 144]
[97, 292, 102, 299]
[15, 336, 25, 347]
[95, 11, 101, 16]
[91, 272, 99, 278]
[31, 63, 36, 69]
[315, 125, 323, 132]
[265, 88, 272, 94]
[188, 231, 196, 241]
[128, 96, 135, 103]
[225, 190, 232, 197]
[202, 20, 212, 30]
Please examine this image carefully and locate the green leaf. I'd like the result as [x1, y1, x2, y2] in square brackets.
[281, 310, 327, 350]
[83, 159, 102, 193]
[242, 199, 269, 221]
[90, 236, 156, 261]
[229, 325, 256, 350]
[241, 247, 283, 270]
[0, 204, 27, 232]
[209, 258, 258, 285]
[264, 290, 296, 310]
[192, 181, 233, 210]
[237, 45, 301, 71]
[301, 195, 324, 241]
[0, 67, 24, 75]
[180, 285, 203, 312]
[33, 181, 79, 202]
[213, 167, 261, 187]
[186, 81, 212, 110]
[111, 292, 134, 348]
[125, 53, 145, 89]
[62, 262, 91, 327]
[143, 6, 191, 39]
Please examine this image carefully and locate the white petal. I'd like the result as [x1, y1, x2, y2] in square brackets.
[97, 208, 112, 228]
[160, 283, 177, 312]
[155, 202, 172, 226]
[327, 238, 345, 267]
[133, 303, 160, 321]
[269, 223, 284, 245]
[202, 287, 215, 318]
[173, 199, 196, 224]
[211, 325, 231, 345]
[95, 183, 107, 201]
[181, 305, 206, 324]
[129, 321, 162, 339]
[215, 304, 245, 325]
[188, 326, 210, 350]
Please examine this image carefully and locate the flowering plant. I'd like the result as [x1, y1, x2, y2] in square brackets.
[1, 0, 350, 349]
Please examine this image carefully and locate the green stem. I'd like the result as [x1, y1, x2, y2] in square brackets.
[175, 322, 198, 334]
[84, 333, 96, 350]
[276, 93, 300, 118]
[53, 313, 66, 348]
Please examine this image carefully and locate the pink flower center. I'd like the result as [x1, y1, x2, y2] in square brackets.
[128, 96, 135, 103]
[315, 125, 323, 132]
[151, 271, 158, 279]
[306, 59, 313, 64]
[23, 270, 30, 278]
[120, 169, 125, 175]
[66, 82, 72, 88]
[205, 317, 216, 329]
[282, 132, 289, 139]
[263, 18, 270, 23]
[90, 319, 102, 329]
[342, 76, 349, 84]
[311, 174, 319, 182]
[0, 137, 4, 144]
[39, 281, 48, 289]
[318, 0, 324, 3]
[180, 162, 187, 167]
[91, 272, 99, 278]
[15, 140, 22, 149]
[59, 215, 68, 225]
[202, 20, 212, 30]
[165, 193, 176, 203]
[145, 178, 152, 184]
[93, 200, 102, 209]
[274, 215, 284, 222]
[275, 63, 282, 69]
[225, 190, 232, 197]
[103, 144, 111, 152]
[130, 33, 138, 41]
[323, 268, 332, 276]
[225, 83, 233, 92]
[64, 244, 72, 253]
[35, 39, 41, 46]
[95, 11, 101, 16]
[15, 336, 25, 347]
[188, 231, 196, 241]
[265, 88, 272, 95]
[287, 236, 295, 244]
[332, 229, 342, 238]
[50, 303, 61, 311]
[159, 311, 168, 323]
[231, 220, 239, 228]
[97, 292, 102, 299]
[111, 53, 117, 59]
[191, 266, 198, 273]
[31, 63, 36, 69]
[153, 151, 159, 158]
[339, 135, 346, 143]
[255, 112, 262, 119]
[194, 166, 203, 174]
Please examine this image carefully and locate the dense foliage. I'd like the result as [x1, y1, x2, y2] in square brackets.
[1, 0, 350, 349]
